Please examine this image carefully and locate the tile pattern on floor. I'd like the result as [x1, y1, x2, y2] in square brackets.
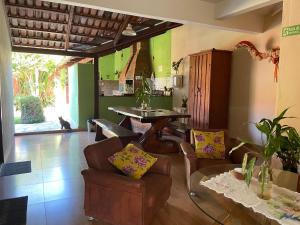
[0, 132, 212, 225]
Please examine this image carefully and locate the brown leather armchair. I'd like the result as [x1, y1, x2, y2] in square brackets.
[180, 129, 260, 190]
[81, 137, 172, 225]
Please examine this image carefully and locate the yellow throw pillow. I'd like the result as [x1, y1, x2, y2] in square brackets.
[193, 130, 226, 159]
[108, 143, 157, 179]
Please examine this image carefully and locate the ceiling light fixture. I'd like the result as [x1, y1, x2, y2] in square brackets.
[122, 24, 137, 36]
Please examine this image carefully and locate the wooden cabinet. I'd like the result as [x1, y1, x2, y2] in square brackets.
[188, 49, 232, 129]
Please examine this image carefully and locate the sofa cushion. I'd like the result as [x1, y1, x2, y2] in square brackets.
[192, 130, 226, 159]
[197, 158, 232, 169]
[108, 143, 157, 179]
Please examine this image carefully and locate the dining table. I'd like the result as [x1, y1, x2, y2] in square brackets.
[108, 106, 190, 153]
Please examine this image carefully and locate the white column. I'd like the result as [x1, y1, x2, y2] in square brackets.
[277, 0, 300, 129]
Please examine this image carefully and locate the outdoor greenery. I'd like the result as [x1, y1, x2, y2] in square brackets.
[59, 68, 68, 88]
[19, 96, 45, 124]
[12, 53, 60, 108]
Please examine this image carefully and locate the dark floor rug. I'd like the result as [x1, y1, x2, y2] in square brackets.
[0, 161, 31, 177]
[0, 196, 28, 225]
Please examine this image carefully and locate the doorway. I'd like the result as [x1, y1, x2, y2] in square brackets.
[12, 53, 71, 134]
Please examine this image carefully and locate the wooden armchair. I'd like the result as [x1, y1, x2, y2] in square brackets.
[81, 137, 172, 225]
[180, 129, 260, 190]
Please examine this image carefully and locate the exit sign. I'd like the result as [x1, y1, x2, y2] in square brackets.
[282, 25, 300, 37]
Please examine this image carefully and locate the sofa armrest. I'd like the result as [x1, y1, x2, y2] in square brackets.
[180, 142, 198, 191]
[148, 154, 171, 176]
[81, 169, 145, 194]
[180, 142, 197, 173]
[230, 144, 262, 164]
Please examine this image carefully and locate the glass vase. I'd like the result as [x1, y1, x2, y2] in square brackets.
[257, 160, 272, 200]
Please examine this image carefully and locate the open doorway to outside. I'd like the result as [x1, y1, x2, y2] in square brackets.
[13, 53, 70, 134]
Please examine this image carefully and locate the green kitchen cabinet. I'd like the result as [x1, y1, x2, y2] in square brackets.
[149, 31, 171, 78]
[99, 47, 132, 80]
[99, 53, 116, 80]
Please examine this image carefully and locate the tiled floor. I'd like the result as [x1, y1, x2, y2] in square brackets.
[1, 132, 211, 225]
[15, 121, 61, 133]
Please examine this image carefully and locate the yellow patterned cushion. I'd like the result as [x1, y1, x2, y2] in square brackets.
[108, 143, 157, 179]
[192, 130, 226, 159]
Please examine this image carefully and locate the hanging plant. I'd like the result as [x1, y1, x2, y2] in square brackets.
[235, 41, 280, 82]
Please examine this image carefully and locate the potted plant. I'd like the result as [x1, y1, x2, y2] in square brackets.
[277, 127, 300, 173]
[172, 58, 183, 75]
[181, 96, 188, 108]
[136, 75, 151, 109]
[231, 108, 300, 199]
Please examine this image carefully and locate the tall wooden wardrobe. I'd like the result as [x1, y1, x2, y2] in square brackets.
[188, 49, 232, 129]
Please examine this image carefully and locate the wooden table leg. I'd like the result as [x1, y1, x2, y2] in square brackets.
[139, 118, 179, 154]
[95, 125, 106, 142]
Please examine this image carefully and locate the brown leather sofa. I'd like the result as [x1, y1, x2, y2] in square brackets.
[81, 137, 172, 225]
[180, 129, 260, 190]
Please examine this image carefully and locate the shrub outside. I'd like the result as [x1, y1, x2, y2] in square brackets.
[20, 96, 45, 124]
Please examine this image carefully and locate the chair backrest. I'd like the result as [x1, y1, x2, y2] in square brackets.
[272, 168, 300, 193]
[84, 137, 123, 171]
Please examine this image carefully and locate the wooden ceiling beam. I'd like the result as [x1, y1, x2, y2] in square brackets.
[73, 13, 122, 25]
[12, 35, 99, 47]
[65, 6, 75, 50]
[12, 46, 96, 57]
[8, 15, 117, 33]
[113, 15, 130, 47]
[7, 15, 68, 25]
[6, 3, 69, 16]
[10, 27, 113, 39]
[72, 23, 117, 33]
[92, 22, 181, 55]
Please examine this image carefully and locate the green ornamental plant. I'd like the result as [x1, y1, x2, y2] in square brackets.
[231, 108, 300, 198]
[20, 96, 45, 124]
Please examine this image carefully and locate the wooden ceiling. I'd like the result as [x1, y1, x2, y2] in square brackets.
[5, 0, 181, 57]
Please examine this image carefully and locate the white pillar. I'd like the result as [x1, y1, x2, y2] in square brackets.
[277, 0, 300, 129]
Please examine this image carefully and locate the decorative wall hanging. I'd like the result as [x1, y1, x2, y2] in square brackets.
[235, 41, 280, 82]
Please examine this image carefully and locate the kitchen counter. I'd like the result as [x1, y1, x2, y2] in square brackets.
[99, 96, 173, 123]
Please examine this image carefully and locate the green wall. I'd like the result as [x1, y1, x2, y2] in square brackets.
[99, 53, 115, 80]
[98, 31, 172, 80]
[99, 47, 132, 80]
[78, 64, 94, 128]
[149, 31, 171, 77]
[68, 63, 94, 129]
[68, 65, 79, 128]
[99, 96, 173, 123]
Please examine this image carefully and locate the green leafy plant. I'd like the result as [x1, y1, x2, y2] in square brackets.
[231, 108, 300, 190]
[19, 96, 45, 124]
[277, 127, 300, 172]
[135, 75, 151, 107]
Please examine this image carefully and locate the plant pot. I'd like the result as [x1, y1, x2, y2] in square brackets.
[257, 160, 272, 200]
[140, 102, 148, 110]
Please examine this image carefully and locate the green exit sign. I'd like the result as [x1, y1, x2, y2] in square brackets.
[282, 25, 300, 37]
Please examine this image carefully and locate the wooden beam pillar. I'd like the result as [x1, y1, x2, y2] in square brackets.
[94, 57, 99, 118]
[113, 15, 131, 47]
[65, 6, 75, 50]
